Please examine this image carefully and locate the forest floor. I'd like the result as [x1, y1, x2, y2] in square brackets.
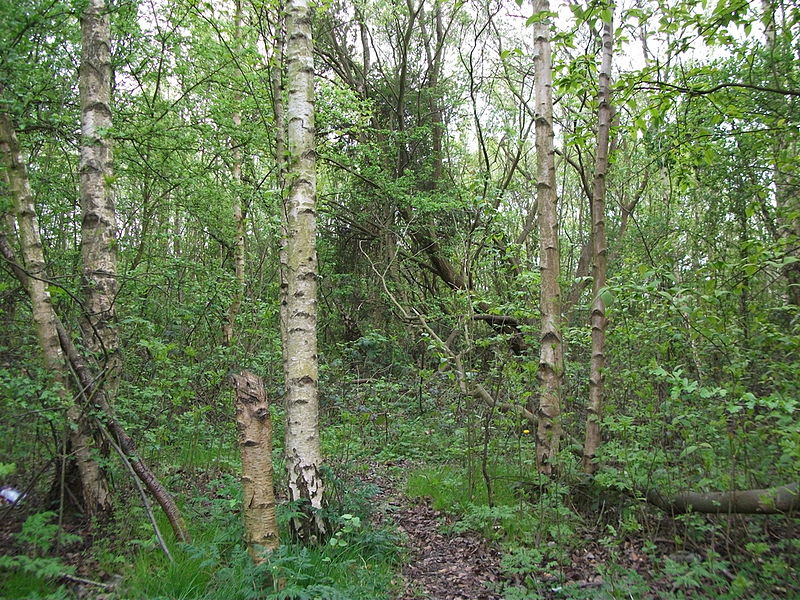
[365, 461, 504, 600]
[361, 461, 634, 600]
[361, 460, 683, 600]
[5, 458, 797, 599]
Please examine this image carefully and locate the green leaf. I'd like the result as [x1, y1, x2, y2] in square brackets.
[599, 287, 615, 307]
[526, 11, 556, 26]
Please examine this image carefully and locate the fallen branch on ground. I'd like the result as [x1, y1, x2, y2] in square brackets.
[645, 482, 799, 515]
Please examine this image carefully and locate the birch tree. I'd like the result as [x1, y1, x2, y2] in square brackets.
[223, 0, 246, 348]
[583, 10, 614, 474]
[0, 107, 111, 516]
[79, 0, 119, 394]
[532, 0, 563, 475]
[233, 371, 279, 561]
[283, 0, 326, 542]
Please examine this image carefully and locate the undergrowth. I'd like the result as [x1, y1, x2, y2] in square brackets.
[3, 370, 798, 600]
[406, 462, 800, 600]
[0, 461, 402, 600]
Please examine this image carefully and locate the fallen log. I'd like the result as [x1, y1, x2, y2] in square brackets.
[645, 483, 799, 515]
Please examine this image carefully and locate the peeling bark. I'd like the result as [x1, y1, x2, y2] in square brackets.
[233, 371, 279, 561]
[283, 0, 327, 542]
[532, 0, 563, 475]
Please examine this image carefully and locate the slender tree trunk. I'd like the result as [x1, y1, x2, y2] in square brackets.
[532, 0, 563, 475]
[271, 5, 289, 372]
[357, 8, 370, 98]
[283, 0, 327, 542]
[224, 0, 246, 347]
[0, 110, 111, 516]
[79, 0, 120, 393]
[233, 371, 279, 562]
[583, 13, 614, 474]
[761, 0, 800, 306]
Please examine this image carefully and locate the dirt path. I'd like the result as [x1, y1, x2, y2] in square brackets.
[366, 462, 503, 600]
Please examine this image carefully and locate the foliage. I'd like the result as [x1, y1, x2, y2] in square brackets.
[0, 513, 79, 599]
[1, 0, 800, 598]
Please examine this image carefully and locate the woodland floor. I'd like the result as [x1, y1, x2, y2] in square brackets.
[363, 461, 648, 600]
[362, 461, 706, 600]
[366, 461, 504, 600]
[4, 462, 797, 599]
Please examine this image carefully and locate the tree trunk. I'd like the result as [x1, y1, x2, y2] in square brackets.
[79, 0, 120, 394]
[283, 0, 327, 543]
[646, 483, 799, 515]
[0, 109, 111, 517]
[233, 371, 280, 561]
[583, 12, 614, 475]
[224, 0, 246, 347]
[270, 5, 289, 372]
[0, 228, 190, 543]
[532, 0, 563, 476]
[761, 0, 800, 307]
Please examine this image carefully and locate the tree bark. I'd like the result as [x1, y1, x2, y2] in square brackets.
[284, 0, 327, 543]
[532, 0, 563, 476]
[79, 0, 120, 393]
[0, 109, 111, 517]
[233, 371, 280, 562]
[646, 483, 799, 515]
[268, 4, 289, 373]
[583, 13, 614, 475]
[224, 0, 246, 347]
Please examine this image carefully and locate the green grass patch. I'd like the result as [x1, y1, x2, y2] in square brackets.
[117, 471, 402, 600]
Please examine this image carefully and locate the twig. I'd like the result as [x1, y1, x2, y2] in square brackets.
[361, 242, 535, 424]
[57, 573, 118, 589]
[100, 427, 174, 562]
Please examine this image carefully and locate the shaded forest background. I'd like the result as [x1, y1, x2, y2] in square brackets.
[1, 0, 799, 598]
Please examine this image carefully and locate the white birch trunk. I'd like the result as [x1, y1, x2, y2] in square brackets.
[583, 13, 614, 474]
[224, 0, 246, 347]
[283, 0, 326, 542]
[79, 0, 120, 393]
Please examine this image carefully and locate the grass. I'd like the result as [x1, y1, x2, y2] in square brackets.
[118, 523, 401, 600]
[114, 469, 402, 600]
[4, 374, 799, 600]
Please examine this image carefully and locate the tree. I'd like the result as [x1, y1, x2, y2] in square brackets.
[582, 9, 614, 475]
[233, 370, 279, 561]
[532, 0, 562, 476]
[77, 0, 117, 516]
[283, 0, 326, 542]
[0, 105, 110, 517]
[79, 0, 119, 389]
[223, 0, 246, 348]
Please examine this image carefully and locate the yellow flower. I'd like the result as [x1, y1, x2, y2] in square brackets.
[522, 429, 530, 434]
